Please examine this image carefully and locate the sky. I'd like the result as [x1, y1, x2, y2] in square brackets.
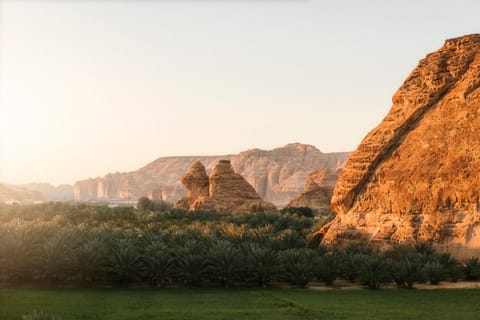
[0, 0, 479, 185]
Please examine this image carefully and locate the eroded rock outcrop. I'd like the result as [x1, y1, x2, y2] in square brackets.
[315, 34, 480, 254]
[175, 160, 277, 214]
[287, 169, 338, 213]
[173, 161, 209, 209]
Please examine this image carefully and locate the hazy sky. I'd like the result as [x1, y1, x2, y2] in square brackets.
[1, 1, 479, 185]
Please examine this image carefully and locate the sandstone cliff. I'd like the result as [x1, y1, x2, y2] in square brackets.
[315, 34, 480, 254]
[175, 160, 277, 214]
[74, 143, 349, 206]
[287, 169, 338, 213]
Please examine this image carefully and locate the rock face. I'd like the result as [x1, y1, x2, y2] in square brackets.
[315, 34, 480, 254]
[287, 169, 338, 213]
[172, 161, 209, 208]
[181, 161, 210, 207]
[74, 143, 349, 206]
[175, 160, 278, 214]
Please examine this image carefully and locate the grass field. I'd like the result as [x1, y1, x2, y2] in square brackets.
[2, 288, 480, 320]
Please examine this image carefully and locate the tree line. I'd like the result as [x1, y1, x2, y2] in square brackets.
[1, 202, 480, 289]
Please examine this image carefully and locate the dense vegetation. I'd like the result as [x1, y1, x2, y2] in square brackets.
[0, 202, 478, 289]
[4, 288, 480, 320]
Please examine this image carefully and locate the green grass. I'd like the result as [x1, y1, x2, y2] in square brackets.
[2, 288, 480, 320]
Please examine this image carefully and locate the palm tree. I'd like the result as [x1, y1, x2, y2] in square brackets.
[174, 251, 208, 286]
[437, 253, 460, 282]
[277, 249, 313, 288]
[424, 260, 447, 285]
[69, 239, 107, 284]
[243, 243, 278, 288]
[358, 254, 392, 289]
[464, 257, 480, 280]
[277, 230, 306, 250]
[36, 232, 72, 285]
[390, 253, 425, 289]
[1, 237, 31, 284]
[207, 241, 239, 288]
[142, 242, 174, 287]
[312, 251, 340, 286]
[108, 238, 143, 284]
[339, 252, 366, 282]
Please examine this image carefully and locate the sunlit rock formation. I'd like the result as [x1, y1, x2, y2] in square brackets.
[313, 34, 480, 256]
[175, 160, 277, 214]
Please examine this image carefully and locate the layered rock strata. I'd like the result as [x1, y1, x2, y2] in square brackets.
[175, 160, 277, 214]
[73, 143, 349, 206]
[314, 34, 480, 254]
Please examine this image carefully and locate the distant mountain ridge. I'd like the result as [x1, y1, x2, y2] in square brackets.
[21, 183, 74, 201]
[74, 143, 350, 206]
[0, 183, 44, 203]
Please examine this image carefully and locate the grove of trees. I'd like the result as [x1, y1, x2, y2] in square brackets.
[0, 202, 478, 289]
